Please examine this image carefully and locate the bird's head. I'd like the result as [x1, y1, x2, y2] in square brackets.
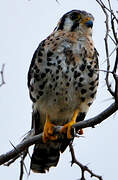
[55, 10, 94, 35]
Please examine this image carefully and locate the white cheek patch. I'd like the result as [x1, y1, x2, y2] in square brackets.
[64, 17, 73, 31]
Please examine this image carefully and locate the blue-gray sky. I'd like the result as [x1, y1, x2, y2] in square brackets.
[0, 0, 118, 179]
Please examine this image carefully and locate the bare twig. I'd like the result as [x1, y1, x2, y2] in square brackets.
[96, 0, 118, 100]
[69, 143, 103, 180]
[19, 150, 28, 180]
[0, 64, 5, 87]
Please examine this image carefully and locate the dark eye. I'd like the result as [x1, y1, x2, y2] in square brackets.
[71, 12, 79, 20]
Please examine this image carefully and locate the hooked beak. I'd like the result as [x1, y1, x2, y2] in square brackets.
[85, 20, 93, 28]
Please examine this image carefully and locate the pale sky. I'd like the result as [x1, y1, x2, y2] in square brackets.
[0, 0, 118, 180]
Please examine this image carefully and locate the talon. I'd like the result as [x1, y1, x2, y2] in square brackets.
[43, 113, 58, 143]
[78, 128, 83, 135]
[60, 109, 80, 139]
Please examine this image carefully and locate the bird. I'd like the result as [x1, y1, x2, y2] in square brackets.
[27, 9, 99, 173]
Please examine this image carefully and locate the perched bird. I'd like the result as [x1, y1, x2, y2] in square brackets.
[28, 9, 99, 173]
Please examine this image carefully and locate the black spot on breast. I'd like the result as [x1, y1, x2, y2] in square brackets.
[78, 82, 83, 87]
[34, 65, 38, 70]
[56, 69, 59, 74]
[74, 71, 81, 79]
[81, 97, 85, 102]
[38, 58, 42, 63]
[34, 74, 39, 81]
[94, 64, 98, 68]
[36, 95, 40, 99]
[40, 40, 45, 47]
[70, 56, 75, 62]
[66, 61, 70, 65]
[90, 81, 95, 86]
[47, 51, 53, 57]
[65, 97, 68, 101]
[30, 95, 36, 103]
[38, 91, 43, 96]
[49, 84, 52, 89]
[58, 65, 62, 70]
[51, 74, 54, 78]
[55, 82, 57, 88]
[81, 89, 87, 94]
[56, 76, 59, 80]
[66, 82, 70, 87]
[47, 62, 53, 66]
[90, 92, 96, 98]
[64, 74, 68, 79]
[83, 59, 87, 64]
[88, 102, 92, 106]
[56, 92, 59, 95]
[89, 86, 95, 91]
[58, 60, 61, 64]
[65, 90, 68, 94]
[87, 65, 91, 70]
[73, 61, 76, 66]
[79, 77, 84, 82]
[56, 37, 60, 40]
[71, 67, 74, 72]
[39, 82, 45, 90]
[54, 43, 57, 47]
[88, 70, 94, 77]
[38, 51, 43, 57]
[45, 68, 50, 73]
[79, 64, 85, 71]
[75, 87, 78, 91]
[69, 78, 71, 81]
[41, 73, 46, 78]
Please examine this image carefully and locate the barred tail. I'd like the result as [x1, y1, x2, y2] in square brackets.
[30, 141, 60, 173]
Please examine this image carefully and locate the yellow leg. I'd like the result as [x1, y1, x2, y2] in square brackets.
[60, 109, 80, 139]
[43, 113, 58, 143]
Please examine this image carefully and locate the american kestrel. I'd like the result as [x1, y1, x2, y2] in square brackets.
[28, 10, 99, 173]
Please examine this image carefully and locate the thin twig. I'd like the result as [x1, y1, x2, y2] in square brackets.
[19, 150, 28, 180]
[96, 0, 118, 97]
[0, 64, 5, 87]
[69, 143, 103, 180]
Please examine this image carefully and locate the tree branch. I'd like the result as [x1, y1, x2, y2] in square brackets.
[0, 102, 117, 166]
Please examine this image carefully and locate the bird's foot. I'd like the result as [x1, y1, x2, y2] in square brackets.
[43, 114, 58, 143]
[60, 109, 80, 139]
